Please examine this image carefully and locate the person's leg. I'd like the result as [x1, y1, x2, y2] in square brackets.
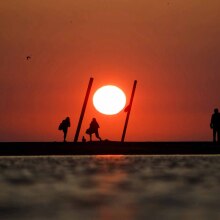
[63, 132, 66, 142]
[217, 130, 220, 143]
[63, 128, 67, 142]
[95, 131, 102, 141]
[213, 129, 217, 142]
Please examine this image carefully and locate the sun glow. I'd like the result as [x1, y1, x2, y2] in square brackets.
[93, 85, 126, 115]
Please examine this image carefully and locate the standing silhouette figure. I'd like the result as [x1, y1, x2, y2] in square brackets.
[210, 108, 220, 143]
[86, 118, 102, 141]
[59, 117, 71, 142]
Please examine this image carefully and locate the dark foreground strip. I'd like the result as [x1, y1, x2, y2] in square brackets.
[0, 141, 220, 156]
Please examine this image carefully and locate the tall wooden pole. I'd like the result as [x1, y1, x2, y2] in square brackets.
[121, 80, 137, 142]
[74, 77, 94, 142]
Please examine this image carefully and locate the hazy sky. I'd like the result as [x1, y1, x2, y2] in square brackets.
[0, 0, 220, 141]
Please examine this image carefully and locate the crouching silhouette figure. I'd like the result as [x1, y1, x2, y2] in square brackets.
[58, 117, 71, 142]
[210, 108, 220, 143]
[86, 118, 102, 141]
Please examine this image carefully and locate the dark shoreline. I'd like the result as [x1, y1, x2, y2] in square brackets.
[0, 141, 220, 156]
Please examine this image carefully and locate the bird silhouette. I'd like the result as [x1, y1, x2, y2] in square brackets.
[26, 56, 31, 60]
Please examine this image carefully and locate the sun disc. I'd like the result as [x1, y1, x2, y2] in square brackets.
[93, 85, 126, 115]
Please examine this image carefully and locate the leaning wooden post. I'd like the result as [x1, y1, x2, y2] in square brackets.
[74, 77, 94, 142]
[121, 80, 137, 142]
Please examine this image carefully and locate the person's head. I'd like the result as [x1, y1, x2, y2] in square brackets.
[92, 118, 96, 121]
[66, 117, 70, 121]
[214, 108, 219, 114]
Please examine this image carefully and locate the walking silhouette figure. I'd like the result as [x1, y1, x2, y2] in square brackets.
[210, 108, 220, 143]
[86, 118, 102, 141]
[58, 117, 71, 142]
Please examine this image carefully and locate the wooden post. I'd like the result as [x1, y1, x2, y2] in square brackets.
[74, 77, 94, 142]
[121, 80, 137, 142]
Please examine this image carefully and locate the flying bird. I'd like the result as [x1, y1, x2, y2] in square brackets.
[26, 56, 31, 60]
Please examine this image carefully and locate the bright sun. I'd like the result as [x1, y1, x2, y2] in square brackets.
[93, 85, 126, 115]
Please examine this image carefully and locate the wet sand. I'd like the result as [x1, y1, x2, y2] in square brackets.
[0, 155, 220, 219]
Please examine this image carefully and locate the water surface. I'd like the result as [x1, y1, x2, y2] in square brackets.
[0, 155, 220, 220]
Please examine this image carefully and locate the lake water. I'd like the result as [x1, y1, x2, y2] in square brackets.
[0, 155, 220, 220]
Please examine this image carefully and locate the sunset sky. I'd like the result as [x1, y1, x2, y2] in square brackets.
[0, 0, 220, 142]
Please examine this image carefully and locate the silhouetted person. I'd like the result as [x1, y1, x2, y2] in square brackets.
[210, 108, 220, 143]
[59, 117, 71, 142]
[82, 136, 86, 143]
[86, 118, 102, 141]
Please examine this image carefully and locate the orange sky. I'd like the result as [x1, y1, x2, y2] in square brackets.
[0, 0, 220, 141]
